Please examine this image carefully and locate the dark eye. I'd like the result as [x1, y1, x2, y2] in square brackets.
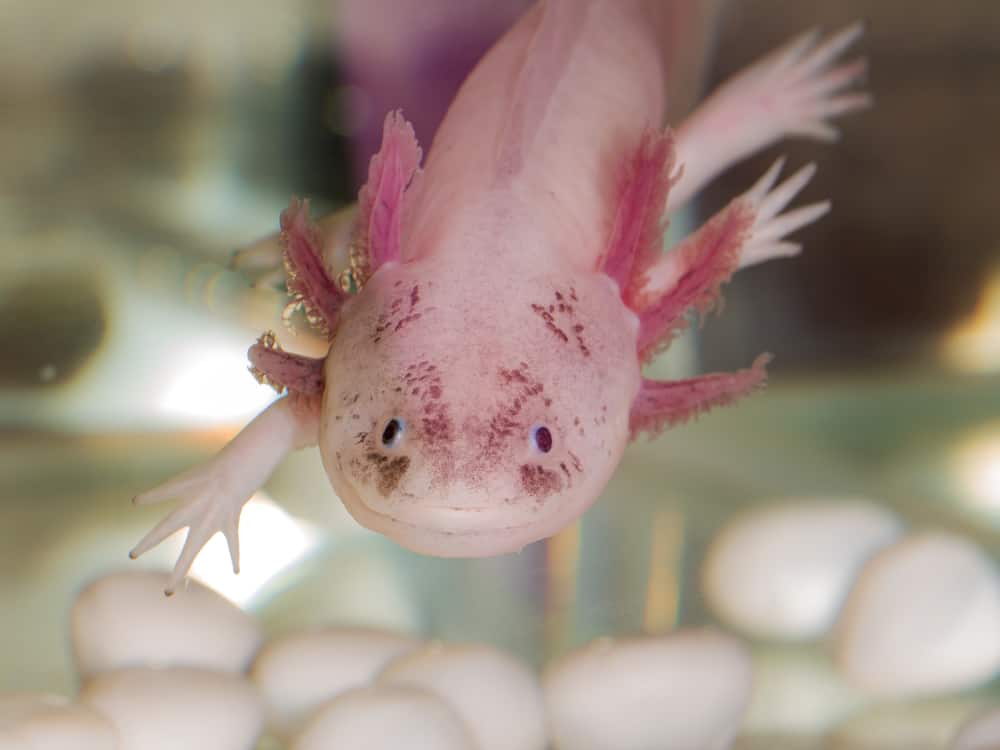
[382, 418, 405, 448]
[531, 425, 553, 454]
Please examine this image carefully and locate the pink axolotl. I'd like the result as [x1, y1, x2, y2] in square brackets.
[131, 0, 869, 594]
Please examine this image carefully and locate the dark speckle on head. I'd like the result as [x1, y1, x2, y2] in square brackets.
[372, 284, 427, 343]
[531, 287, 591, 356]
[365, 452, 411, 497]
[520, 464, 562, 499]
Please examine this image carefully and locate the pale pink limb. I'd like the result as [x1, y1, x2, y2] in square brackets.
[247, 331, 325, 396]
[130, 398, 319, 595]
[739, 159, 829, 269]
[281, 198, 348, 336]
[640, 158, 827, 313]
[633, 198, 753, 362]
[668, 23, 870, 212]
[600, 128, 680, 304]
[230, 205, 357, 290]
[354, 110, 423, 283]
[629, 354, 771, 440]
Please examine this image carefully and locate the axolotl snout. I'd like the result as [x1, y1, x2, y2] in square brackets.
[131, 0, 869, 593]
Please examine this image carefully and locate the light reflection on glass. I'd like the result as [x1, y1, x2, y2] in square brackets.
[158, 343, 275, 425]
[643, 508, 683, 634]
[943, 266, 1000, 373]
[545, 522, 580, 654]
[953, 426, 1000, 513]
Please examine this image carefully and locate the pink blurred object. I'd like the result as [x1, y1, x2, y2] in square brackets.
[332, 0, 532, 184]
[332, 0, 727, 185]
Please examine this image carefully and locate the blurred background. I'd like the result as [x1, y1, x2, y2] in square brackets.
[1, 1, 999, 747]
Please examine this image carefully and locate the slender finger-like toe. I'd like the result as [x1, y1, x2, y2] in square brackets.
[739, 163, 827, 269]
[815, 92, 874, 119]
[812, 59, 869, 97]
[745, 157, 787, 205]
[757, 162, 818, 220]
[795, 22, 866, 80]
[773, 28, 821, 73]
[755, 201, 830, 243]
[166, 524, 217, 595]
[225, 517, 241, 575]
[741, 241, 803, 268]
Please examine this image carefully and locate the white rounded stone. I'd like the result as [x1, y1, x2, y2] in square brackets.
[79, 667, 262, 750]
[952, 705, 1000, 750]
[702, 498, 902, 640]
[378, 642, 546, 750]
[834, 531, 1000, 696]
[251, 627, 421, 737]
[71, 571, 262, 679]
[291, 685, 475, 750]
[544, 628, 752, 750]
[0, 693, 117, 750]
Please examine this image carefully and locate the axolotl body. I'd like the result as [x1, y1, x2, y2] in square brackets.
[132, 0, 868, 593]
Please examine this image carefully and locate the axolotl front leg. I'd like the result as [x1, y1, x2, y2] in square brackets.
[130, 201, 338, 594]
[131, 115, 421, 594]
[668, 23, 870, 212]
[131, 396, 319, 595]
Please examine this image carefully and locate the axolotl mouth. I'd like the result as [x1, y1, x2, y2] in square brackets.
[330, 471, 557, 558]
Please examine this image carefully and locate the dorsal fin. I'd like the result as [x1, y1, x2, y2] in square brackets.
[493, 0, 589, 180]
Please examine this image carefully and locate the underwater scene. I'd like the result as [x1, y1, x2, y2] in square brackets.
[1, 0, 999, 748]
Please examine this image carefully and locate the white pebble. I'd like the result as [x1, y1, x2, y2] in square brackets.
[0, 693, 117, 750]
[71, 571, 262, 679]
[544, 628, 752, 750]
[79, 667, 262, 750]
[251, 628, 421, 737]
[379, 643, 546, 750]
[291, 685, 475, 750]
[834, 531, 1000, 696]
[952, 705, 1000, 750]
[702, 498, 902, 640]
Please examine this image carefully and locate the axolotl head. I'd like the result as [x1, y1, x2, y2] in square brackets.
[318, 254, 641, 557]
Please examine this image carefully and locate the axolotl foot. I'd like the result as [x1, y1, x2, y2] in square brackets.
[670, 23, 869, 211]
[130, 397, 320, 595]
[130, 461, 245, 597]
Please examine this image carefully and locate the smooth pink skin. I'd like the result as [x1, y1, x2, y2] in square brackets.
[133, 1, 868, 591]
